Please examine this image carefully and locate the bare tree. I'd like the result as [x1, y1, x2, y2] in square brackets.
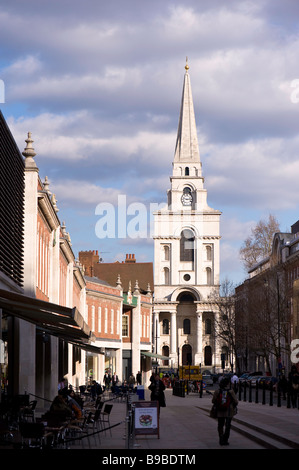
[240, 269, 291, 375]
[211, 279, 244, 373]
[240, 214, 280, 271]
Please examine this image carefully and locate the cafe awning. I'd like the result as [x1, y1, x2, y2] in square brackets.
[0, 288, 101, 352]
[141, 351, 170, 361]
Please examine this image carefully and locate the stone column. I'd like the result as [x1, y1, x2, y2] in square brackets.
[153, 311, 159, 354]
[195, 303, 203, 367]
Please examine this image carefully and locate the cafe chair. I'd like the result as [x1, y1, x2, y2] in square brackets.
[100, 404, 113, 436]
[21, 400, 38, 422]
[19, 421, 46, 448]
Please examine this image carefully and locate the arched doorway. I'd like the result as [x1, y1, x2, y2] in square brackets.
[162, 345, 169, 366]
[182, 344, 192, 365]
[204, 346, 212, 366]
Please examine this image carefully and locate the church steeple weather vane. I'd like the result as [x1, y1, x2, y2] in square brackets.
[185, 56, 189, 71]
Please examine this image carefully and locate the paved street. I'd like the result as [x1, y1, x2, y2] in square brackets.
[67, 386, 299, 452]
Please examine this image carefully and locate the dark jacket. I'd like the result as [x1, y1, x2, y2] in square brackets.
[149, 379, 166, 407]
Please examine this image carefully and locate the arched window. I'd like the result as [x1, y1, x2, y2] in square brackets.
[162, 319, 169, 334]
[182, 344, 192, 365]
[163, 267, 170, 285]
[164, 245, 170, 261]
[183, 318, 191, 334]
[206, 267, 212, 285]
[185, 167, 189, 176]
[206, 245, 212, 261]
[180, 229, 195, 261]
[162, 346, 169, 365]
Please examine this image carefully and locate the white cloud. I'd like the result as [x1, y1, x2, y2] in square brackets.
[1, 0, 299, 284]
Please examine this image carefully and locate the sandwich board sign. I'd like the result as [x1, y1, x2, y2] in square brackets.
[134, 401, 159, 438]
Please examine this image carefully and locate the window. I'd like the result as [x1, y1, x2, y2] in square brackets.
[111, 309, 114, 334]
[104, 308, 108, 333]
[206, 267, 212, 285]
[164, 245, 170, 261]
[98, 307, 101, 333]
[180, 229, 195, 261]
[206, 245, 212, 261]
[122, 315, 129, 337]
[164, 267, 170, 285]
[162, 319, 169, 334]
[205, 318, 212, 335]
[183, 318, 191, 334]
[185, 167, 189, 176]
[91, 305, 95, 331]
[117, 309, 120, 335]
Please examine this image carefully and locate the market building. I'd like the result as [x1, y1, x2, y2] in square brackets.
[79, 250, 153, 384]
[0, 111, 98, 402]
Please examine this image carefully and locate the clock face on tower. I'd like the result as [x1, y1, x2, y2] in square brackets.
[181, 187, 193, 206]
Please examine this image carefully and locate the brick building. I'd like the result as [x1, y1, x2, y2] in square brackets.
[79, 251, 153, 384]
[0, 111, 97, 401]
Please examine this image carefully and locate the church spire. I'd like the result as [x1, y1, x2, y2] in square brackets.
[174, 58, 200, 164]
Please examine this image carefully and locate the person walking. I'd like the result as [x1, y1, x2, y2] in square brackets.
[103, 371, 111, 391]
[212, 377, 238, 446]
[148, 373, 166, 415]
[288, 365, 299, 408]
[231, 373, 239, 393]
[128, 373, 136, 391]
[136, 371, 142, 386]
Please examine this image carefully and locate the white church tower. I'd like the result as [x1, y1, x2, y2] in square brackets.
[153, 60, 222, 371]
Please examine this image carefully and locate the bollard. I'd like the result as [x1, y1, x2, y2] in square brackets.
[277, 390, 281, 407]
[249, 382, 252, 403]
[238, 383, 242, 401]
[200, 380, 203, 398]
[262, 382, 266, 405]
[287, 391, 291, 409]
[269, 382, 273, 406]
[255, 382, 259, 404]
[243, 381, 247, 401]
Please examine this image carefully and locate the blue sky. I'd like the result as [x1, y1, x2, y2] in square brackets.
[1, 0, 299, 287]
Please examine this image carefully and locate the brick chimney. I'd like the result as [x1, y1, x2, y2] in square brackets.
[78, 250, 100, 276]
[125, 254, 136, 263]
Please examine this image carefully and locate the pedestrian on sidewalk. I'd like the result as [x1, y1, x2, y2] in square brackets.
[231, 373, 239, 393]
[212, 377, 238, 446]
[148, 373, 166, 415]
[288, 365, 299, 408]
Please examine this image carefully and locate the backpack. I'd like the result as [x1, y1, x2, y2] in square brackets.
[216, 390, 231, 411]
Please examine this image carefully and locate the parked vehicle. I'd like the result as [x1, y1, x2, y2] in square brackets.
[247, 376, 263, 387]
[202, 374, 213, 386]
[265, 376, 278, 390]
[258, 376, 270, 388]
[239, 373, 251, 383]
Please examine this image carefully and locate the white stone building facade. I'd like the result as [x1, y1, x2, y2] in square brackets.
[153, 63, 222, 371]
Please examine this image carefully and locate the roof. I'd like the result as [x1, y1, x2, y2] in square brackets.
[93, 261, 153, 294]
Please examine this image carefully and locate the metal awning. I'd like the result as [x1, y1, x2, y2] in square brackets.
[141, 351, 170, 361]
[0, 288, 98, 349]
